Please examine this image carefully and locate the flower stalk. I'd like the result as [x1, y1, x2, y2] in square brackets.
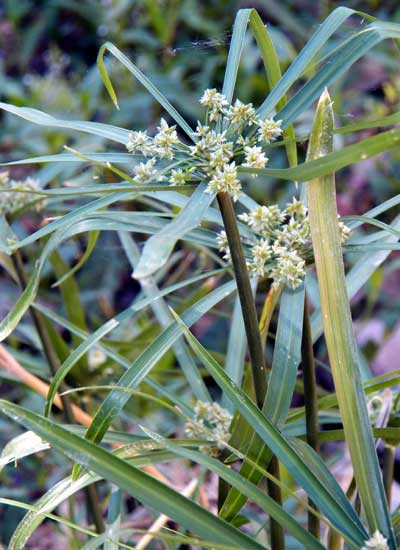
[217, 191, 267, 406]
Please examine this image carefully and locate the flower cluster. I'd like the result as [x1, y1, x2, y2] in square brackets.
[338, 216, 352, 243]
[88, 348, 107, 371]
[216, 198, 351, 290]
[185, 400, 233, 455]
[361, 531, 389, 550]
[125, 89, 282, 200]
[216, 230, 230, 261]
[199, 89, 228, 122]
[367, 392, 386, 425]
[127, 118, 180, 160]
[237, 199, 310, 289]
[0, 171, 45, 216]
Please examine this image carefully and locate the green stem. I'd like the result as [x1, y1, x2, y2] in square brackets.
[11, 249, 105, 534]
[327, 529, 344, 550]
[217, 191, 267, 406]
[267, 456, 285, 550]
[301, 295, 320, 539]
[383, 445, 395, 508]
[217, 191, 284, 550]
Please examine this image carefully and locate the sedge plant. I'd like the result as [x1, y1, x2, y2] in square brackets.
[0, 6, 400, 550]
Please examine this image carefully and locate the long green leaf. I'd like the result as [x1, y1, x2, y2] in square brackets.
[222, 9, 251, 105]
[173, 312, 367, 547]
[220, 285, 305, 520]
[288, 373, 400, 427]
[133, 183, 215, 278]
[278, 22, 400, 126]
[238, 124, 400, 182]
[144, 429, 324, 550]
[97, 42, 194, 139]
[0, 401, 264, 550]
[4, 191, 135, 253]
[0, 152, 136, 165]
[307, 89, 394, 545]
[8, 437, 211, 550]
[248, 9, 297, 166]
[44, 267, 224, 417]
[119, 231, 211, 401]
[221, 292, 248, 412]
[311, 215, 400, 345]
[0, 211, 223, 343]
[103, 485, 122, 550]
[257, 7, 369, 117]
[76, 280, 236, 469]
[0, 102, 130, 144]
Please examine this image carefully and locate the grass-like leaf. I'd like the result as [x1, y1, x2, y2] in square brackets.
[307, 89, 394, 546]
[133, 183, 215, 278]
[238, 124, 400, 182]
[97, 42, 194, 139]
[119, 231, 211, 401]
[72, 280, 236, 479]
[0, 401, 264, 550]
[257, 7, 371, 118]
[279, 22, 400, 126]
[0, 102, 130, 144]
[172, 310, 367, 547]
[43, 267, 224, 417]
[220, 285, 305, 520]
[143, 429, 325, 550]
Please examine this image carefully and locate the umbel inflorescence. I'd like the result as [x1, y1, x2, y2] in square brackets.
[233, 200, 351, 290]
[126, 88, 283, 200]
[126, 89, 351, 290]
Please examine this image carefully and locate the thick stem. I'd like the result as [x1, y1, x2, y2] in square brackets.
[383, 445, 395, 508]
[327, 530, 344, 550]
[11, 249, 105, 533]
[217, 191, 266, 406]
[267, 456, 285, 550]
[85, 484, 106, 533]
[301, 294, 320, 539]
[217, 192, 284, 549]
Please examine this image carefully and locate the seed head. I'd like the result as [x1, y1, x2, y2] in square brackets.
[199, 88, 228, 122]
[153, 118, 179, 159]
[239, 205, 284, 236]
[243, 145, 268, 171]
[126, 130, 155, 156]
[133, 158, 157, 183]
[361, 531, 389, 550]
[257, 118, 283, 144]
[206, 162, 241, 201]
[226, 99, 257, 127]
